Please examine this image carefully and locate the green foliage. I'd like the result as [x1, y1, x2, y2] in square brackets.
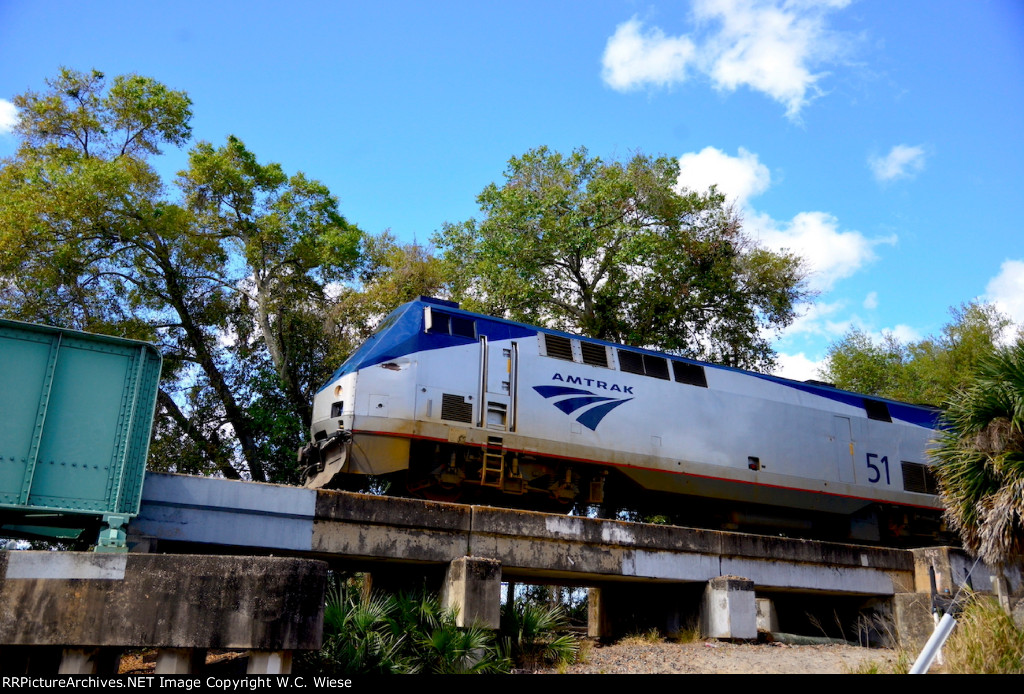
[820, 302, 1014, 404]
[331, 231, 452, 351]
[300, 582, 508, 675]
[435, 146, 809, 371]
[944, 596, 1024, 673]
[499, 599, 580, 670]
[931, 340, 1024, 565]
[0, 68, 362, 482]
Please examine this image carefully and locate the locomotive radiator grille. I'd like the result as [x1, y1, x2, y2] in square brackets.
[441, 393, 474, 423]
[901, 461, 939, 495]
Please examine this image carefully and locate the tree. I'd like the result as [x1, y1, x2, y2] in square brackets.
[818, 329, 908, 397]
[331, 231, 452, 349]
[930, 341, 1024, 566]
[180, 136, 361, 436]
[434, 146, 808, 370]
[0, 68, 361, 482]
[820, 302, 1015, 404]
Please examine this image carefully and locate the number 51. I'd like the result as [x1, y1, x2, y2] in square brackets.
[866, 453, 890, 484]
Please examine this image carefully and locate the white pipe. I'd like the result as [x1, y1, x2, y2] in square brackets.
[910, 613, 957, 674]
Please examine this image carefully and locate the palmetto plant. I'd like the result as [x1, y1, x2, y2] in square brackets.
[301, 582, 507, 675]
[499, 600, 580, 670]
[931, 340, 1024, 566]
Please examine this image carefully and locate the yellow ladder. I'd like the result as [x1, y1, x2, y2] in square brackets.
[481, 437, 504, 487]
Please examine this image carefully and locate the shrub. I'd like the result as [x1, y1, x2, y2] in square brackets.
[943, 597, 1024, 674]
[499, 600, 580, 670]
[300, 582, 508, 675]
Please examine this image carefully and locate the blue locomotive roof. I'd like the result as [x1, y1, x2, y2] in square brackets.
[319, 298, 942, 428]
[318, 299, 536, 390]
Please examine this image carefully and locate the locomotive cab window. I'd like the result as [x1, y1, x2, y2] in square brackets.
[425, 308, 476, 339]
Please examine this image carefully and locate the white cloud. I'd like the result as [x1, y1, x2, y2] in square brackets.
[985, 259, 1024, 327]
[778, 299, 848, 340]
[883, 324, 921, 344]
[601, 19, 697, 91]
[676, 146, 770, 206]
[694, 0, 850, 119]
[863, 291, 878, 310]
[674, 146, 894, 294]
[750, 210, 896, 293]
[0, 99, 18, 135]
[601, 0, 851, 119]
[772, 351, 826, 381]
[869, 144, 927, 182]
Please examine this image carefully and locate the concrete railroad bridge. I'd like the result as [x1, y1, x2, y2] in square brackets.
[1, 472, 1020, 675]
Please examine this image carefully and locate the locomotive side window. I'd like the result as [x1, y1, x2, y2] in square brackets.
[425, 308, 476, 339]
[863, 398, 892, 422]
[425, 309, 450, 335]
[543, 334, 574, 361]
[450, 316, 476, 339]
[672, 361, 708, 388]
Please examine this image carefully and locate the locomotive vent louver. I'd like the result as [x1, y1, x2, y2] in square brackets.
[901, 461, 939, 495]
[579, 341, 609, 367]
[441, 393, 474, 423]
[544, 334, 573, 361]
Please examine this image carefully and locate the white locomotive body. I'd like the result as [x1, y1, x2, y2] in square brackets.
[302, 297, 944, 542]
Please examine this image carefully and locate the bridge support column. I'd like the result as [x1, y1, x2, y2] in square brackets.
[58, 647, 120, 675]
[247, 650, 292, 674]
[441, 556, 501, 628]
[155, 648, 206, 674]
[701, 576, 756, 640]
[587, 587, 612, 638]
[756, 597, 778, 633]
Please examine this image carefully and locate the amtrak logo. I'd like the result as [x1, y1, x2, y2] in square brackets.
[533, 385, 633, 431]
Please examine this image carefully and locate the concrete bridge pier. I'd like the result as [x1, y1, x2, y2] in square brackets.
[441, 556, 502, 628]
[154, 648, 206, 675]
[57, 647, 121, 675]
[701, 576, 757, 640]
[247, 651, 293, 675]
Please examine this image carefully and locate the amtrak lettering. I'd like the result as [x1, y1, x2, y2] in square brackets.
[533, 379, 634, 431]
[551, 372, 634, 394]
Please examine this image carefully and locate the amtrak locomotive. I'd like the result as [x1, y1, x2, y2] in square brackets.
[300, 297, 946, 543]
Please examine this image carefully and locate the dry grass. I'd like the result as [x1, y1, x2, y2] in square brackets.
[943, 597, 1024, 674]
[617, 628, 663, 646]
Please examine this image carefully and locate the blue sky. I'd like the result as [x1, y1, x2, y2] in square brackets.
[2, 0, 1022, 379]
